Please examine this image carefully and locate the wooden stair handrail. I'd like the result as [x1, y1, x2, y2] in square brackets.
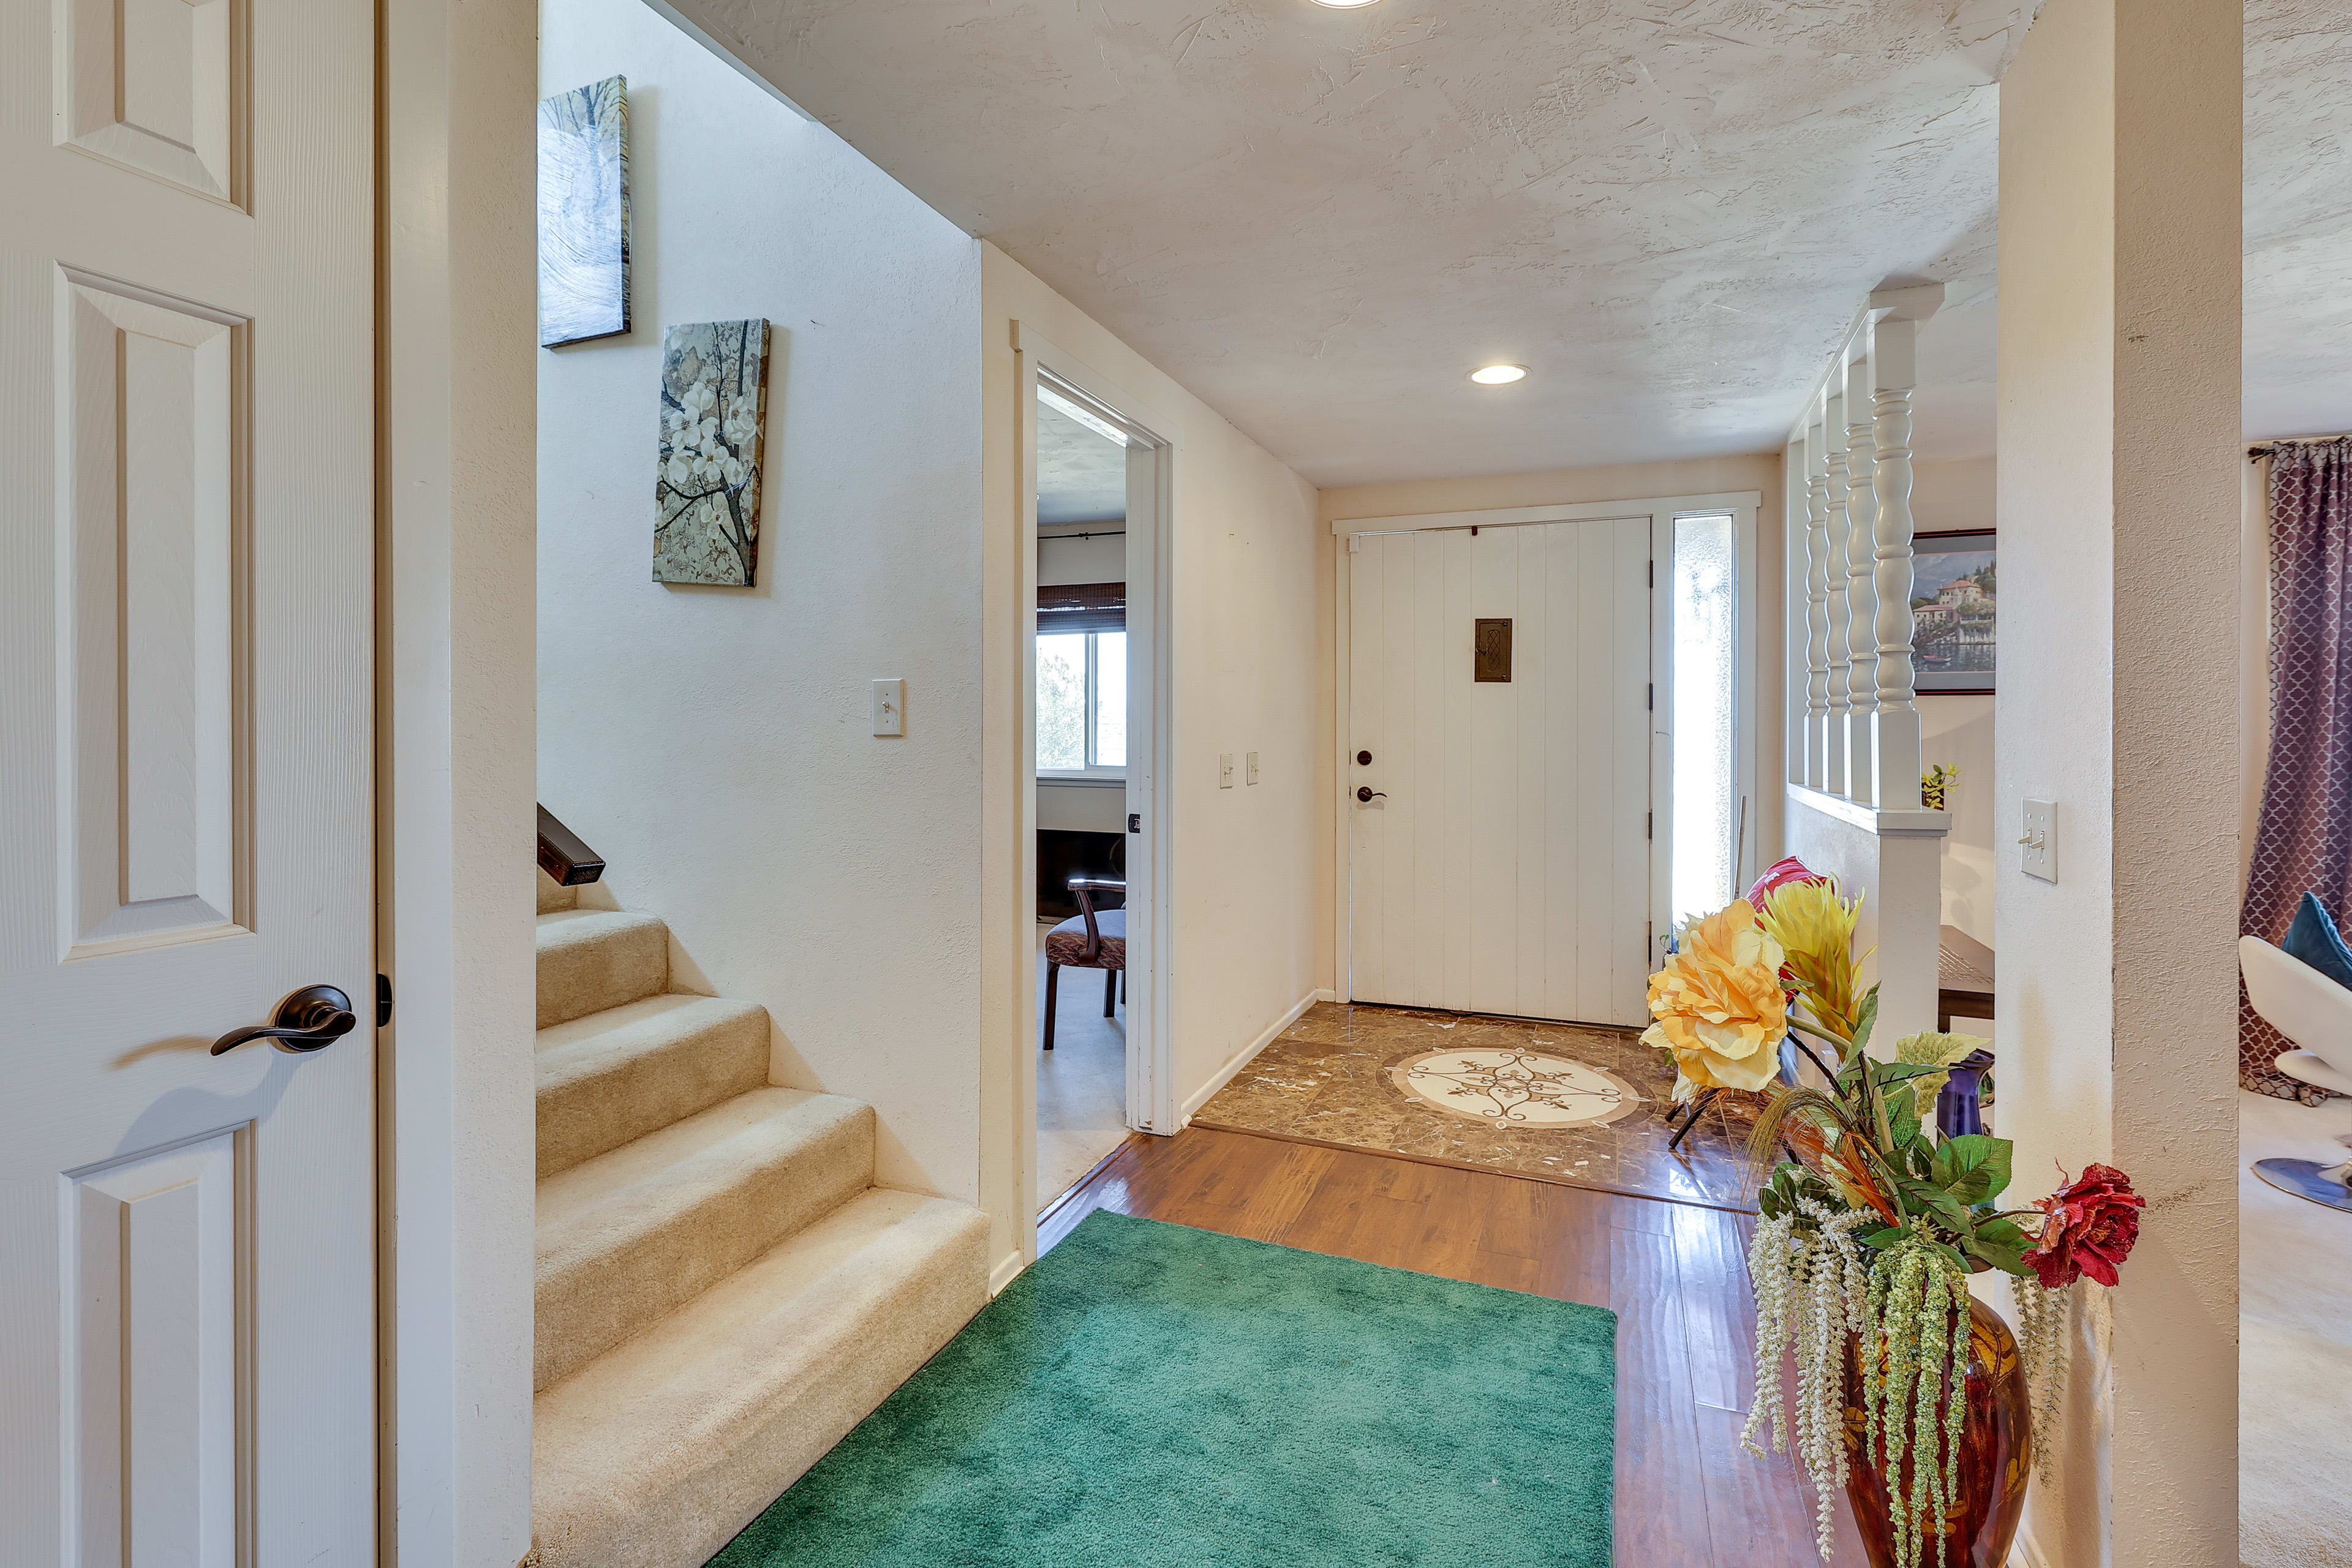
[538, 805, 606, 886]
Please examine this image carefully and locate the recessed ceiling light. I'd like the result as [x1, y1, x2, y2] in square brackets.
[1469, 363, 1528, 386]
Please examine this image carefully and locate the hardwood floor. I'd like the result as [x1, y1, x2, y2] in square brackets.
[1039, 1125, 1866, 1568]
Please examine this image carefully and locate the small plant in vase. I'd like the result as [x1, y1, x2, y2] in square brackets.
[1921, 763, 1961, 812]
[1643, 878, 2142, 1568]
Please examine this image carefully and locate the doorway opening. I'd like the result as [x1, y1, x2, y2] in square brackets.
[1020, 357, 1170, 1219]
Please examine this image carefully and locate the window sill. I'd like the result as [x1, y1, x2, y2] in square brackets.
[1038, 774, 1127, 786]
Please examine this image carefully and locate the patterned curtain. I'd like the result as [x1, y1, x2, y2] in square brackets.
[2242, 437, 2352, 1103]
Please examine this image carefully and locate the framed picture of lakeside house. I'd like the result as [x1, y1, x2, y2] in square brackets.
[1910, 529, 1996, 694]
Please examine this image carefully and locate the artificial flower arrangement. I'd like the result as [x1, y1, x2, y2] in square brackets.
[1642, 866, 2143, 1568]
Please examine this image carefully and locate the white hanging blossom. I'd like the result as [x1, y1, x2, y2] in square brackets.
[2010, 1276, 2072, 1486]
[1743, 1199, 1875, 1562]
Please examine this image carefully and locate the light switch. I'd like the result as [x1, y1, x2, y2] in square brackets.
[871, 678, 905, 737]
[2019, 797, 2055, 882]
[1246, 750, 1260, 785]
[1219, 752, 1234, 789]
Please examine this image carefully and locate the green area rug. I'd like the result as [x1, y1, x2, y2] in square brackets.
[709, 1210, 1615, 1567]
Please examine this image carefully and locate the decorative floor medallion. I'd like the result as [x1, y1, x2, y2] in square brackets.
[1387, 1049, 1643, 1129]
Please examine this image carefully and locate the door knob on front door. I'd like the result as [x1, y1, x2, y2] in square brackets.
[1357, 786, 1385, 803]
[211, 984, 359, 1056]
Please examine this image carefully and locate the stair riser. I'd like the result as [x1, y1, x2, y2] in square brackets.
[535, 1107, 875, 1390]
[538, 1005, 769, 1177]
[530, 1202, 990, 1568]
[538, 918, 668, 1027]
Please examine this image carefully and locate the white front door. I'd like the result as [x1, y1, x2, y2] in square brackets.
[1347, 521, 1653, 1026]
[0, 0, 379, 1561]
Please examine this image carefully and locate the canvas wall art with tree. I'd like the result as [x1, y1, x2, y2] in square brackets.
[537, 75, 629, 348]
[655, 319, 769, 586]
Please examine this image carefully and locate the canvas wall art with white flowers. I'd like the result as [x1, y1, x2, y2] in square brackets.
[655, 318, 769, 586]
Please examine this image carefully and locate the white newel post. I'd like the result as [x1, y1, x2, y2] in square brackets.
[1804, 416, 1831, 789]
[1822, 390, 1853, 798]
[1842, 352, 1879, 806]
[1868, 311, 1924, 809]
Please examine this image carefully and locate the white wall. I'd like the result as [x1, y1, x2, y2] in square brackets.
[980, 245, 1324, 1275]
[538, 0, 986, 1199]
[1038, 530, 1123, 587]
[1998, 1, 2242, 1562]
[1913, 456, 2000, 948]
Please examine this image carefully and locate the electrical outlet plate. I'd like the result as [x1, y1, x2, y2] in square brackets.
[1246, 750, 1259, 785]
[1218, 752, 1234, 789]
[872, 678, 905, 737]
[2020, 797, 2055, 882]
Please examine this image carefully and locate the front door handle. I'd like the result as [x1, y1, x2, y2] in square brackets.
[1357, 786, 1386, 803]
[211, 984, 358, 1056]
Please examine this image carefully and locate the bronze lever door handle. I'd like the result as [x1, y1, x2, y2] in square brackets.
[1356, 786, 1386, 803]
[211, 985, 358, 1056]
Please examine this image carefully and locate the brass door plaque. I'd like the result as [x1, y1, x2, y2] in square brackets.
[1474, 618, 1512, 682]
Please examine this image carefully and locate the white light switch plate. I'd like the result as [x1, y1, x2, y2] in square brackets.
[2019, 797, 2055, 882]
[1218, 752, 1234, 789]
[871, 678, 905, 737]
[1246, 750, 1259, 785]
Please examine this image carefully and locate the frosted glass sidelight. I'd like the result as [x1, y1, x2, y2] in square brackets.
[1037, 633, 1087, 771]
[1673, 513, 1739, 927]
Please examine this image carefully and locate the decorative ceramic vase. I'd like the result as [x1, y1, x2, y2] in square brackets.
[1842, 1294, 2031, 1568]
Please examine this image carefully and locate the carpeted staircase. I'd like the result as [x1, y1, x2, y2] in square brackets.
[531, 873, 990, 1568]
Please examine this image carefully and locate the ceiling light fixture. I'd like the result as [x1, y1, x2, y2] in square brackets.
[1469, 363, 1529, 386]
[1309, 0, 1383, 8]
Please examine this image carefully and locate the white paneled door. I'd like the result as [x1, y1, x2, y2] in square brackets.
[1348, 521, 1654, 1027]
[1, 0, 377, 1563]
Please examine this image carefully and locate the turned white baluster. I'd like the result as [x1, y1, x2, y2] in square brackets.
[1803, 416, 1831, 790]
[1842, 352, 1879, 806]
[1822, 390, 1852, 799]
[1869, 314, 1924, 808]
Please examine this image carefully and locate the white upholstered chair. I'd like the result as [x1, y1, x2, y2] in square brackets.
[2241, 934, 2352, 1210]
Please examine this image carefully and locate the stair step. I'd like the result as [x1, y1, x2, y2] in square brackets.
[534, 1087, 874, 1390]
[530, 1189, 990, 1568]
[537, 908, 668, 1027]
[537, 869, 578, 914]
[537, 995, 770, 1178]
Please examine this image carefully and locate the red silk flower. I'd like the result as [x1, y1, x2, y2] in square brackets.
[2024, 1164, 2145, 1289]
[1746, 855, 1825, 909]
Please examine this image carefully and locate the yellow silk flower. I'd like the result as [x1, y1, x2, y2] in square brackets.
[1642, 900, 1789, 1096]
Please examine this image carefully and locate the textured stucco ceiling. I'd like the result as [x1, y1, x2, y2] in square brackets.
[663, 0, 2032, 486]
[1038, 400, 1129, 523]
[2246, 0, 2352, 442]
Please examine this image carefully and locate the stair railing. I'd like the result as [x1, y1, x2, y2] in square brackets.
[538, 804, 606, 886]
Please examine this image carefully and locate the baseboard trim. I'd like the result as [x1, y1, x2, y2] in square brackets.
[1178, 989, 1321, 1125]
[988, 1248, 1027, 1297]
[1313, 987, 1338, 1003]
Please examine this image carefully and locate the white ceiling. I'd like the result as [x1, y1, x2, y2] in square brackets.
[1038, 399, 1130, 524]
[668, 0, 2030, 484]
[666, 0, 2352, 481]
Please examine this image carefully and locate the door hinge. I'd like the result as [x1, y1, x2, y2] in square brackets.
[376, 973, 393, 1028]
[1646, 811, 1653, 840]
[1647, 682, 1654, 711]
[1647, 559, 1654, 588]
[1128, 813, 1140, 834]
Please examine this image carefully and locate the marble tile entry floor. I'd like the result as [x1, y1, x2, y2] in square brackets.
[1191, 1001, 1752, 1210]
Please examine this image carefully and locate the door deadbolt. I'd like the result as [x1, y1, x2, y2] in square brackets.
[1357, 750, 1373, 766]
